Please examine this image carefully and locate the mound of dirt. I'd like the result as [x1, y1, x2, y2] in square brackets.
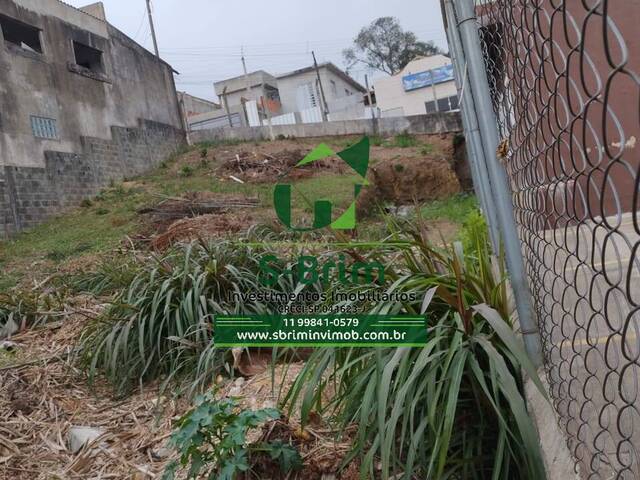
[151, 213, 249, 250]
[217, 149, 344, 183]
[139, 192, 259, 234]
[357, 155, 461, 216]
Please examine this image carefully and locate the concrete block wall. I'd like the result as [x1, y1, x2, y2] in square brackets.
[0, 119, 184, 236]
[190, 112, 463, 143]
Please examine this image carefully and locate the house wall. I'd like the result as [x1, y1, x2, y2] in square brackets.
[277, 67, 363, 115]
[374, 55, 458, 117]
[0, 0, 185, 235]
[178, 92, 220, 118]
[222, 86, 266, 109]
[214, 70, 278, 108]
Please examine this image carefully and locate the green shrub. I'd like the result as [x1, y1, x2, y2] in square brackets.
[370, 135, 384, 147]
[78, 235, 313, 394]
[459, 208, 489, 256]
[162, 393, 301, 480]
[64, 251, 140, 296]
[285, 219, 546, 479]
[392, 133, 419, 148]
[420, 144, 434, 155]
[179, 165, 194, 178]
[419, 194, 478, 224]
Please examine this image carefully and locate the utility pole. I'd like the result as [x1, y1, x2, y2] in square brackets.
[240, 47, 253, 126]
[430, 70, 439, 111]
[145, 0, 160, 58]
[178, 93, 192, 145]
[221, 86, 234, 128]
[364, 74, 374, 119]
[312, 51, 329, 122]
[241, 47, 252, 99]
[260, 82, 275, 140]
[364, 73, 378, 136]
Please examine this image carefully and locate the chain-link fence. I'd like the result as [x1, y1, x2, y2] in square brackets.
[444, 0, 640, 478]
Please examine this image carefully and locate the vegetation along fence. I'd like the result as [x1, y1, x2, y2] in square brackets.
[443, 0, 640, 478]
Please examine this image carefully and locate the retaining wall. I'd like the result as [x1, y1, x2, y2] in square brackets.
[190, 112, 463, 143]
[0, 119, 184, 236]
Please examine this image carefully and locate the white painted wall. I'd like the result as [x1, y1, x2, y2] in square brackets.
[277, 66, 362, 115]
[374, 55, 458, 117]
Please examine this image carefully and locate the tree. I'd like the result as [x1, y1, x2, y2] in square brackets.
[343, 17, 443, 76]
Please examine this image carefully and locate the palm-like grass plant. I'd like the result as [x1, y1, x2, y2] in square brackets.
[284, 219, 547, 479]
[79, 232, 314, 394]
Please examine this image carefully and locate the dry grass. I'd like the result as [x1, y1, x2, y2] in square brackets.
[0, 310, 354, 479]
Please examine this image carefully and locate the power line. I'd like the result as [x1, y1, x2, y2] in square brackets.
[157, 29, 447, 53]
[131, 6, 148, 41]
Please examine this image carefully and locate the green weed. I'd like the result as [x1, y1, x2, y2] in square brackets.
[419, 194, 478, 224]
[391, 133, 419, 148]
[78, 233, 317, 394]
[283, 217, 546, 479]
[162, 393, 301, 480]
[179, 165, 194, 178]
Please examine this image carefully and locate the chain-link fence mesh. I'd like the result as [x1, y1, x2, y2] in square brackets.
[452, 0, 640, 478]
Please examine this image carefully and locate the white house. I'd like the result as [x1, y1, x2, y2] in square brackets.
[276, 63, 367, 122]
[208, 63, 367, 127]
[374, 55, 458, 117]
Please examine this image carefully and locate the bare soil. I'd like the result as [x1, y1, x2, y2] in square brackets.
[357, 155, 462, 217]
[215, 148, 345, 184]
[0, 316, 354, 479]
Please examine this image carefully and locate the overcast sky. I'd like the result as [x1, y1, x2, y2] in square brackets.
[66, 0, 448, 101]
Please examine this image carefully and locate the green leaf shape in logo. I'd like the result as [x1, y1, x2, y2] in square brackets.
[274, 136, 370, 231]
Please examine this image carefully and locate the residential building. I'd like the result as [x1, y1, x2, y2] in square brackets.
[0, 0, 184, 235]
[213, 70, 281, 114]
[177, 92, 220, 118]
[210, 63, 367, 126]
[276, 62, 367, 121]
[374, 55, 458, 117]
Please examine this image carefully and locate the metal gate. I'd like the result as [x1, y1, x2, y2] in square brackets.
[443, 0, 640, 478]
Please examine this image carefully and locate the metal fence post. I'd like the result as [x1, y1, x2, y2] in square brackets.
[443, 0, 500, 251]
[452, 0, 543, 366]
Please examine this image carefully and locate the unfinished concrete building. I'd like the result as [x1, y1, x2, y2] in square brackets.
[0, 0, 185, 236]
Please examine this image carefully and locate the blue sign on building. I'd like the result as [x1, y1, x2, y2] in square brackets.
[402, 64, 455, 92]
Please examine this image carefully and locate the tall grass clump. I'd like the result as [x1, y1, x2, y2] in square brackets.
[0, 288, 67, 333]
[78, 231, 321, 394]
[285, 219, 547, 479]
[63, 251, 141, 296]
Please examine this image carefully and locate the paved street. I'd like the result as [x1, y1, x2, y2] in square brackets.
[528, 213, 640, 478]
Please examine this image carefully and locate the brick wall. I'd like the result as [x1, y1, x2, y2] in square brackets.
[0, 119, 184, 236]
